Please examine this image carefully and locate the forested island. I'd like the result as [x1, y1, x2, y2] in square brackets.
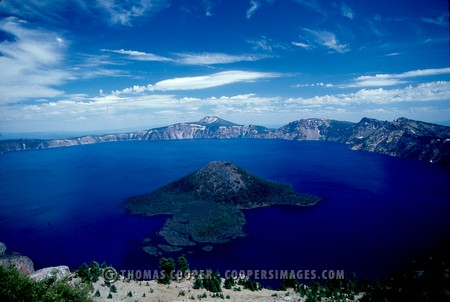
[125, 161, 319, 255]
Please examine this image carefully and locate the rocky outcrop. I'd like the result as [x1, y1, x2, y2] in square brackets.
[0, 242, 34, 275]
[345, 117, 450, 168]
[30, 265, 71, 282]
[1, 116, 449, 169]
[269, 118, 355, 142]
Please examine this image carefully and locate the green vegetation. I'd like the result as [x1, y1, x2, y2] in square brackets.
[157, 256, 192, 285]
[109, 284, 117, 293]
[223, 277, 235, 289]
[0, 265, 93, 302]
[278, 272, 298, 290]
[178, 255, 190, 273]
[201, 271, 222, 293]
[158, 257, 175, 285]
[238, 278, 261, 291]
[76, 261, 101, 283]
[359, 252, 450, 302]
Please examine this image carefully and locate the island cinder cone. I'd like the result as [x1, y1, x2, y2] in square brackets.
[125, 161, 319, 256]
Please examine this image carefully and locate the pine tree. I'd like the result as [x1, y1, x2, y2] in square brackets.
[177, 256, 190, 274]
[158, 257, 175, 284]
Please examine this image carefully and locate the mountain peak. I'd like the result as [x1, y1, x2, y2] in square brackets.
[196, 116, 238, 127]
[198, 116, 220, 124]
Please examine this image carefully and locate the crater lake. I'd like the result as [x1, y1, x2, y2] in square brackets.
[1, 139, 449, 284]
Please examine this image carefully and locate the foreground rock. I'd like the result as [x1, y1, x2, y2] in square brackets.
[30, 265, 71, 282]
[0, 242, 34, 275]
[126, 161, 319, 255]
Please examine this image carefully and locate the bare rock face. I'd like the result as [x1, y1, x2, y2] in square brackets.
[0, 254, 34, 275]
[30, 265, 71, 282]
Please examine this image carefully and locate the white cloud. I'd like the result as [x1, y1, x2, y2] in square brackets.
[155, 70, 279, 90]
[398, 68, 450, 78]
[113, 70, 280, 94]
[347, 67, 450, 87]
[175, 52, 267, 65]
[292, 82, 334, 88]
[291, 41, 313, 50]
[2, 81, 449, 132]
[0, 17, 71, 103]
[101, 49, 172, 61]
[246, 1, 260, 19]
[340, 2, 354, 19]
[302, 28, 350, 53]
[286, 81, 450, 106]
[385, 52, 402, 57]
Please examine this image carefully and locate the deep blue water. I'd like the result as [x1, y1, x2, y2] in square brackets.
[0, 139, 449, 284]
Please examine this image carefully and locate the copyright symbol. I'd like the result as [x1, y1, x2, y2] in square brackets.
[103, 267, 119, 283]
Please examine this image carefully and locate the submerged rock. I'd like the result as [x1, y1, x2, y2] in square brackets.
[158, 244, 183, 253]
[143, 245, 161, 257]
[203, 246, 213, 252]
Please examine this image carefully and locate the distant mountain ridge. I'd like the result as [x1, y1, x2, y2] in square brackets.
[1, 116, 449, 169]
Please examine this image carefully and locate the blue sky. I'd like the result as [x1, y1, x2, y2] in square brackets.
[0, 0, 449, 132]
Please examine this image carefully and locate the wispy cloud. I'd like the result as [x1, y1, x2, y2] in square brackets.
[0, 0, 169, 26]
[0, 17, 71, 103]
[248, 36, 286, 52]
[291, 0, 322, 14]
[112, 70, 280, 94]
[291, 41, 313, 50]
[72, 53, 130, 79]
[101, 49, 172, 61]
[175, 52, 268, 65]
[246, 1, 260, 19]
[102, 49, 268, 65]
[94, 0, 169, 26]
[421, 13, 447, 27]
[346, 67, 450, 87]
[340, 2, 354, 19]
[301, 29, 350, 53]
